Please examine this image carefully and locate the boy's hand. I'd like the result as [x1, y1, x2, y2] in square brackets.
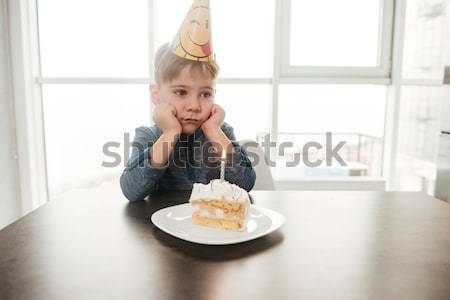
[201, 104, 225, 133]
[153, 102, 182, 135]
[201, 104, 234, 154]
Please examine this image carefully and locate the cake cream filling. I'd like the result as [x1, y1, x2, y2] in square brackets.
[197, 208, 241, 221]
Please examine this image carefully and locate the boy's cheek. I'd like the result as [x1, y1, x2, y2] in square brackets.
[203, 103, 214, 116]
[200, 110, 212, 122]
[163, 98, 181, 113]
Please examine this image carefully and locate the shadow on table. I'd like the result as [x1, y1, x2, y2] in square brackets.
[153, 227, 284, 261]
[123, 190, 190, 219]
[123, 190, 284, 261]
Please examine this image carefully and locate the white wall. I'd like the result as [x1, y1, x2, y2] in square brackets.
[0, 0, 22, 230]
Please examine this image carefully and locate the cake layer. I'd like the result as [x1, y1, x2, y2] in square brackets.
[191, 199, 247, 219]
[197, 209, 242, 221]
[192, 211, 245, 231]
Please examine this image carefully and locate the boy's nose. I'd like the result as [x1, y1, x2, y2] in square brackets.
[185, 96, 201, 112]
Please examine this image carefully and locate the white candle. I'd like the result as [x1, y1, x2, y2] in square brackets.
[220, 149, 226, 182]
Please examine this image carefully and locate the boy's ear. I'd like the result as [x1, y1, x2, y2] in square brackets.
[149, 84, 160, 105]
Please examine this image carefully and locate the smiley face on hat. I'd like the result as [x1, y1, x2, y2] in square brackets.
[172, 0, 214, 62]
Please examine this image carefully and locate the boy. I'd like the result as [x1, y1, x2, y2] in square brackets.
[120, 0, 255, 201]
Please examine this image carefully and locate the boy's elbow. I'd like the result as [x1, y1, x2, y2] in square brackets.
[244, 168, 256, 192]
[120, 172, 145, 202]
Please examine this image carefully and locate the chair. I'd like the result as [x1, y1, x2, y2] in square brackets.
[238, 139, 275, 190]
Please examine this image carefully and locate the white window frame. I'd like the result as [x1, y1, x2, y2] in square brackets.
[9, 0, 49, 208]
[279, 0, 394, 84]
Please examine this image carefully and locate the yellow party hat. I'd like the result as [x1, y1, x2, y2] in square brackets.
[171, 0, 214, 62]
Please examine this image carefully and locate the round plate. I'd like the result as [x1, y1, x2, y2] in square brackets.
[151, 203, 286, 245]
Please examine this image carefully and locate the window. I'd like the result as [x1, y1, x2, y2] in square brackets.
[34, 0, 394, 197]
[290, 0, 381, 67]
[392, 0, 448, 194]
[278, 84, 386, 176]
[281, 0, 393, 79]
[38, 0, 149, 77]
[42, 85, 150, 196]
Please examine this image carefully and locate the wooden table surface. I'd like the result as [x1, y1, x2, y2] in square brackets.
[1, 188, 450, 300]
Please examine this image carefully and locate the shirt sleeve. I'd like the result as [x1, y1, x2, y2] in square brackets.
[219, 123, 256, 192]
[119, 126, 168, 202]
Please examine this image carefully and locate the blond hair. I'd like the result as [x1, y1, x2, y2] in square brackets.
[154, 43, 220, 84]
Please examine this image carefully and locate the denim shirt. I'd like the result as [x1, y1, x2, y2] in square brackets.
[120, 122, 256, 202]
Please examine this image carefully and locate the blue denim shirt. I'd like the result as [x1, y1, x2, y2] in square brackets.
[120, 122, 256, 201]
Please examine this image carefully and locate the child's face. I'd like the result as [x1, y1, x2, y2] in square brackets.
[152, 66, 216, 135]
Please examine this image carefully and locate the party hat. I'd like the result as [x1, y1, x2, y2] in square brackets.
[171, 0, 214, 62]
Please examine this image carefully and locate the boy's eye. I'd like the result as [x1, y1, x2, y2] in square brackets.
[174, 89, 187, 96]
[200, 91, 212, 98]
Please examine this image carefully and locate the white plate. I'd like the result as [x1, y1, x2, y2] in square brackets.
[151, 203, 286, 245]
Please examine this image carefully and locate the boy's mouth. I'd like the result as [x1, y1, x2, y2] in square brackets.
[182, 118, 200, 124]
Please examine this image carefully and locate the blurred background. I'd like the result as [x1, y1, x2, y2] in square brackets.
[1, 0, 449, 229]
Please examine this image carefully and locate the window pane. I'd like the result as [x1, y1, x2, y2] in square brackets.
[215, 84, 271, 141]
[42, 85, 151, 198]
[279, 85, 386, 136]
[38, 0, 149, 77]
[278, 85, 386, 176]
[401, 0, 447, 79]
[155, 0, 273, 77]
[290, 0, 381, 67]
[395, 86, 442, 191]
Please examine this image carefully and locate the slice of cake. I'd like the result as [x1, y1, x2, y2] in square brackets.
[189, 179, 251, 231]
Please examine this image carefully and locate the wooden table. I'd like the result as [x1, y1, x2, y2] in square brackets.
[1, 188, 450, 300]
